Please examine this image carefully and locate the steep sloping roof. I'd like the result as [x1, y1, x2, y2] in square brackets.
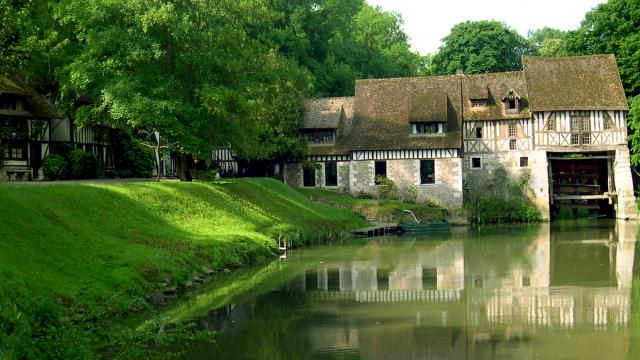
[0, 77, 59, 118]
[523, 55, 628, 111]
[0, 78, 27, 96]
[462, 72, 530, 121]
[302, 97, 353, 129]
[302, 97, 354, 156]
[350, 76, 462, 151]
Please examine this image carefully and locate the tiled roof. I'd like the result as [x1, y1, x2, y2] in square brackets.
[523, 55, 628, 111]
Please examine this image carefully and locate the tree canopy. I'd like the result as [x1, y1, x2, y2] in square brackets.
[433, 20, 533, 75]
[527, 27, 568, 57]
[0, 0, 427, 176]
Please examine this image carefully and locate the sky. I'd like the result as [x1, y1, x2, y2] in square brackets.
[366, 0, 605, 54]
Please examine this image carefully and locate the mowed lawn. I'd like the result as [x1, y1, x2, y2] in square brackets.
[0, 178, 367, 306]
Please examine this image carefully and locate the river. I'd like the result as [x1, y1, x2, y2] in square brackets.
[169, 220, 640, 359]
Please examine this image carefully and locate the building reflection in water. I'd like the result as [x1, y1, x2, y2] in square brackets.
[290, 221, 637, 359]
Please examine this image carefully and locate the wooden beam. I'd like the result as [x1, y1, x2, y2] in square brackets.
[553, 194, 614, 201]
[548, 156, 613, 160]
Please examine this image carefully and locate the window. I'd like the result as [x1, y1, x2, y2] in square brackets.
[301, 129, 335, 145]
[502, 89, 520, 114]
[570, 111, 590, 145]
[508, 124, 516, 138]
[509, 139, 517, 150]
[325, 162, 337, 187]
[0, 97, 22, 111]
[422, 268, 437, 289]
[473, 275, 484, 289]
[522, 276, 531, 287]
[604, 113, 615, 130]
[520, 157, 528, 167]
[374, 161, 387, 184]
[471, 99, 487, 108]
[411, 122, 445, 135]
[475, 126, 483, 139]
[7, 142, 27, 160]
[471, 157, 482, 169]
[546, 116, 555, 131]
[303, 167, 316, 187]
[420, 160, 435, 184]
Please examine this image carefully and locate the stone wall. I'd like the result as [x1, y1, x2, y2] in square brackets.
[283, 162, 302, 188]
[284, 161, 350, 191]
[614, 147, 638, 219]
[463, 150, 550, 219]
[349, 158, 464, 208]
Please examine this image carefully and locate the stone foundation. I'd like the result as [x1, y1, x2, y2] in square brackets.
[463, 150, 550, 220]
[349, 158, 463, 208]
[613, 147, 638, 220]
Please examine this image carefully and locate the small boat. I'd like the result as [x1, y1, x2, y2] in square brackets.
[399, 221, 451, 233]
[399, 210, 451, 233]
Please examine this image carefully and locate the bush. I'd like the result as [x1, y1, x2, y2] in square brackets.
[465, 166, 541, 224]
[68, 149, 98, 179]
[376, 177, 399, 200]
[111, 131, 155, 178]
[475, 196, 541, 224]
[42, 154, 69, 180]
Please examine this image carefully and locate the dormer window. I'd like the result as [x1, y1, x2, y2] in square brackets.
[0, 97, 23, 111]
[501, 88, 521, 115]
[301, 129, 335, 145]
[471, 99, 487, 108]
[411, 122, 445, 135]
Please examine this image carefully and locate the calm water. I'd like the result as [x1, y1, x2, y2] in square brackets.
[179, 220, 640, 359]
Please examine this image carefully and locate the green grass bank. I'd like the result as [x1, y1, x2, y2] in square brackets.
[298, 187, 467, 224]
[0, 178, 367, 358]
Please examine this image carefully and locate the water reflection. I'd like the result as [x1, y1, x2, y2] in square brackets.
[185, 221, 639, 360]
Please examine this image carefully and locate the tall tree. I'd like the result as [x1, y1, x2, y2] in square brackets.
[56, 0, 311, 179]
[433, 20, 533, 75]
[528, 27, 568, 57]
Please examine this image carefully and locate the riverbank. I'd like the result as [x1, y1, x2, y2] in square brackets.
[0, 178, 368, 358]
[297, 187, 469, 225]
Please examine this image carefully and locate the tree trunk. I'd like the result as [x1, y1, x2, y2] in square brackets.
[177, 153, 192, 182]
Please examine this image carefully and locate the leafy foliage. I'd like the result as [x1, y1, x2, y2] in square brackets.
[111, 131, 155, 178]
[464, 167, 541, 224]
[42, 154, 68, 180]
[527, 27, 568, 57]
[68, 148, 97, 179]
[433, 20, 534, 75]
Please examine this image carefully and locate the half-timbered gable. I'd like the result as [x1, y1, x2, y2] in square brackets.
[463, 72, 532, 154]
[523, 55, 629, 150]
[0, 78, 59, 180]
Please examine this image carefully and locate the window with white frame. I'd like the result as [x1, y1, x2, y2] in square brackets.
[508, 124, 516, 138]
[411, 122, 445, 135]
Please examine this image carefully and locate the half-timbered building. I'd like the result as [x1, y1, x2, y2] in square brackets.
[0, 77, 115, 180]
[283, 55, 637, 219]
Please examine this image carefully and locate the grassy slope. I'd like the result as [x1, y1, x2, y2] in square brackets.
[0, 178, 367, 309]
[297, 187, 458, 224]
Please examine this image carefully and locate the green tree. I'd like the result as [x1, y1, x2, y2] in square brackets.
[56, 0, 311, 179]
[433, 20, 534, 75]
[528, 27, 568, 57]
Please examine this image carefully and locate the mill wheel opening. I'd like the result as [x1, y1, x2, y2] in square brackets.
[549, 152, 616, 219]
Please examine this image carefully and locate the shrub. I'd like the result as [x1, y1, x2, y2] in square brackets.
[68, 149, 98, 179]
[111, 131, 155, 178]
[464, 165, 541, 224]
[42, 154, 69, 180]
[376, 177, 399, 200]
